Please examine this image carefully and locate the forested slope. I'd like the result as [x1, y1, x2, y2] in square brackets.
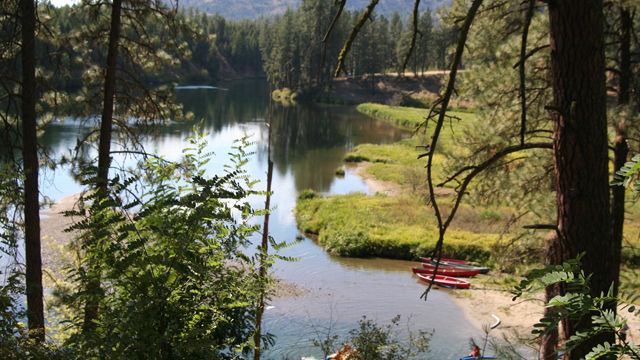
[51, 0, 457, 94]
[176, 0, 452, 20]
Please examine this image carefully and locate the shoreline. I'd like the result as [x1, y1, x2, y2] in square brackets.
[349, 163, 544, 339]
[39, 193, 310, 299]
[350, 161, 640, 347]
[449, 288, 543, 341]
[350, 162, 405, 197]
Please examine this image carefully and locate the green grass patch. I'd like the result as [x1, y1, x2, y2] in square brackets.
[344, 139, 448, 186]
[298, 189, 323, 201]
[296, 192, 502, 260]
[357, 103, 476, 132]
[345, 104, 476, 187]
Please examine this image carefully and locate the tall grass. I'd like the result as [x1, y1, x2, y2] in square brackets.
[345, 105, 475, 186]
[356, 103, 476, 133]
[296, 192, 507, 261]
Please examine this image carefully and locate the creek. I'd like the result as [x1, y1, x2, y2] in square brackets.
[39, 79, 488, 360]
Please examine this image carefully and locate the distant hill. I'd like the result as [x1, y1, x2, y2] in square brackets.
[177, 0, 453, 21]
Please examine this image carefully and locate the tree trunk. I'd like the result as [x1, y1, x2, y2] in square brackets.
[254, 83, 274, 360]
[84, 0, 123, 332]
[611, 6, 632, 297]
[548, 1, 614, 358]
[21, 0, 45, 343]
[542, 232, 560, 360]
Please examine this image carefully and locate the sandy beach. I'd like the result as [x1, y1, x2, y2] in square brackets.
[39, 167, 640, 347]
[351, 161, 640, 347]
[39, 192, 310, 299]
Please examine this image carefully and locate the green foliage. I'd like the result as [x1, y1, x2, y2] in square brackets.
[344, 154, 369, 162]
[273, 87, 295, 99]
[512, 255, 640, 360]
[298, 188, 323, 200]
[479, 208, 502, 222]
[57, 131, 289, 359]
[0, 165, 73, 359]
[335, 167, 346, 176]
[311, 315, 432, 360]
[260, 2, 448, 91]
[348, 106, 475, 189]
[612, 153, 640, 195]
[296, 192, 498, 260]
[499, 275, 519, 289]
[357, 103, 475, 131]
[0, 165, 27, 355]
[357, 103, 431, 130]
[346, 315, 432, 360]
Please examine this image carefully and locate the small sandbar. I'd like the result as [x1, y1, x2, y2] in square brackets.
[39, 193, 309, 299]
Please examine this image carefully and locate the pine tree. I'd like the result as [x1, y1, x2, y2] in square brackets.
[69, 0, 188, 331]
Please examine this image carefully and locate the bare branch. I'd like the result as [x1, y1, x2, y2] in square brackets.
[519, 0, 536, 146]
[334, 0, 379, 77]
[321, 0, 347, 69]
[420, 0, 484, 301]
[512, 44, 550, 69]
[523, 224, 557, 230]
[400, 0, 422, 73]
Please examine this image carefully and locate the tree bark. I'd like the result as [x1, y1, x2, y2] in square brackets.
[548, 1, 614, 358]
[21, 0, 45, 343]
[84, 0, 123, 332]
[254, 83, 274, 360]
[542, 232, 560, 360]
[611, 6, 632, 297]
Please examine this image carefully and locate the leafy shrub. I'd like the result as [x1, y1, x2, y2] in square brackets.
[346, 315, 432, 360]
[335, 167, 346, 176]
[323, 227, 372, 257]
[59, 132, 290, 359]
[344, 154, 369, 162]
[0, 168, 78, 359]
[514, 255, 640, 359]
[299, 189, 323, 200]
[499, 275, 519, 288]
[479, 208, 502, 221]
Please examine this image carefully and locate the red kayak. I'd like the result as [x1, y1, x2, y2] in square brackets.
[422, 263, 471, 271]
[417, 274, 471, 289]
[420, 257, 469, 265]
[412, 267, 480, 277]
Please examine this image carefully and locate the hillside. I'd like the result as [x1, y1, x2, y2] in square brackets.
[177, 0, 452, 20]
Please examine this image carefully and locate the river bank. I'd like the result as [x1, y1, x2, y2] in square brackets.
[39, 193, 310, 299]
[324, 71, 473, 110]
[350, 164, 543, 339]
[353, 161, 640, 348]
[450, 286, 640, 349]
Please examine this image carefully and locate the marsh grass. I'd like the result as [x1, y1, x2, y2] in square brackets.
[295, 192, 521, 260]
[357, 103, 476, 132]
[304, 103, 640, 277]
[346, 106, 474, 188]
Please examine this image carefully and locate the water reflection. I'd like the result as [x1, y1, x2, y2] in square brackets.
[38, 79, 492, 360]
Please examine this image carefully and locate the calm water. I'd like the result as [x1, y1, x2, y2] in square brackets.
[40, 79, 488, 359]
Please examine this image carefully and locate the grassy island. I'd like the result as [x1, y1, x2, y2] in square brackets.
[296, 103, 640, 279]
[295, 104, 522, 266]
[296, 190, 510, 262]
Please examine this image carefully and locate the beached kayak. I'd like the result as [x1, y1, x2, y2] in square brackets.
[416, 274, 471, 289]
[412, 267, 480, 277]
